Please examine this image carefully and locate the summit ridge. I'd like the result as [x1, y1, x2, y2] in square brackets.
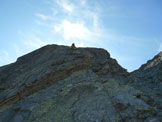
[0, 44, 161, 122]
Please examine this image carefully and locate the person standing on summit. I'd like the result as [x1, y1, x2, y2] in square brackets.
[70, 43, 77, 49]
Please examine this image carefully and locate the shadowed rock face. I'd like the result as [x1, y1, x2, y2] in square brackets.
[0, 44, 161, 122]
[129, 51, 162, 95]
[128, 51, 162, 122]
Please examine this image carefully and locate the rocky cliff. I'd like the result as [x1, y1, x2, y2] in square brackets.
[0, 44, 161, 122]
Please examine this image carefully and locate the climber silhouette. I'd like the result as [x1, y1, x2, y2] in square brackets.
[70, 43, 77, 49]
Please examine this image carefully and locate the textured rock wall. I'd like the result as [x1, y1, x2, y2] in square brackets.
[0, 44, 161, 122]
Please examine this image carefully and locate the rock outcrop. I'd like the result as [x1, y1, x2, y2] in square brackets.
[129, 51, 162, 95]
[0, 44, 161, 122]
[128, 51, 162, 122]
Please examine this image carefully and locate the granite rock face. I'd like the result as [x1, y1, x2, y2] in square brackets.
[129, 51, 162, 95]
[0, 44, 161, 122]
[128, 51, 162, 122]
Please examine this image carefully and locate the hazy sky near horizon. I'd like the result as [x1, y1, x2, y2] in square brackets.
[0, 0, 162, 71]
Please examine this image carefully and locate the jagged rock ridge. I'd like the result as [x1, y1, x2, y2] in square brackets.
[129, 51, 162, 95]
[0, 44, 161, 122]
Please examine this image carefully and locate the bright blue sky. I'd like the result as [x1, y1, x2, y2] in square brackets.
[0, 0, 162, 72]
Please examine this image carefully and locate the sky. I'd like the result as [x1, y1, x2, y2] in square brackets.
[0, 0, 162, 72]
